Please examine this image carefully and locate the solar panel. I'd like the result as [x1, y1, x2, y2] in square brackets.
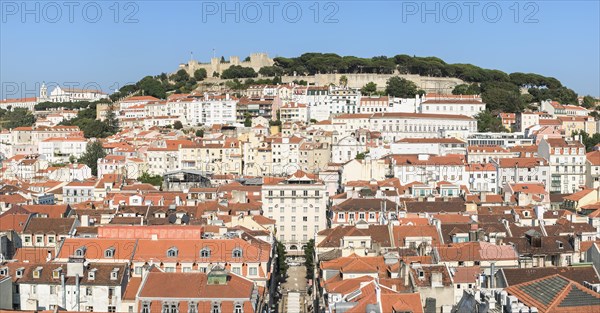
[558, 286, 600, 307]
[520, 276, 569, 306]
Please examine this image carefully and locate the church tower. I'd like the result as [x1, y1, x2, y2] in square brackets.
[39, 82, 48, 101]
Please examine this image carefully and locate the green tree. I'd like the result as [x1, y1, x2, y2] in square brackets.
[195, 129, 204, 137]
[385, 77, 418, 98]
[194, 69, 207, 81]
[104, 103, 119, 134]
[172, 69, 190, 83]
[2, 108, 35, 129]
[573, 130, 600, 152]
[173, 121, 183, 129]
[221, 66, 258, 79]
[339, 75, 348, 87]
[582, 95, 597, 109]
[243, 113, 252, 127]
[355, 152, 367, 160]
[304, 239, 315, 280]
[475, 111, 507, 132]
[361, 82, 377, 95]
[80, 140, 106, 176]
[137, 76, 166, 99]
[138, 172, 163, 186]
[452, 83, 481, 95]
[276, 241, 288, 278]
[258, 66, 283, 77]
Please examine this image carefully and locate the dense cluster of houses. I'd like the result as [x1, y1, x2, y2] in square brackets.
[0, 83, 599, 313]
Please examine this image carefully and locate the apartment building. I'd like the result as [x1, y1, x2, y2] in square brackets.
[261, 171, 327, 251]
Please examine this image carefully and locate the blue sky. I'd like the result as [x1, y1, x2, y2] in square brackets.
[1, 0, 599, 99]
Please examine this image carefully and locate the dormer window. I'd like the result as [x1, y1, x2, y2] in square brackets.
[0, 267, 7, 276]
[234, 303, 243, 313]
[105, 247, 116, 258]
[523, 211, 530, 217]
[111, 268, 119, 280]
[52, 268, 62, 279]
[418, 269, 424, 278]
[200, 248, 211, 258]
[16, 268, 24, 278]
[167, 247, 178, 258]
[75, 246, 86, 257]
[88, 269, 97, 280]
[558, 241, 564, 249]
[33, 267, 42, 278]
[232, 248, 242, 258]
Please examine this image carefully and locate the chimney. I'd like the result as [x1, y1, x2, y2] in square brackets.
[81, 215, 89, 227]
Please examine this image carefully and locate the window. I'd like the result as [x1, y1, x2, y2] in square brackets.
[249, 267, 257, 276]
[104, 247, 115, 258]
[162, 303, 178, 313]
[24, 236, 31, 243]
[232, 267, 241, 275]
[134, 267, 142, 275]
[108, 307, 116, 313]
[142, 303, 150, 313]
[234, 303, 243, 313]
[211, 302, 221, 313]
[75, 247, 86, 257]
[86, 307, 93, 312]
[50, 285, 56, 294]
[232, 248, 243, 258]
[48, 236, 55, 244]
[36, 236, 43, 243]
[303, 217, 308, 222]
[167, 247, 178, 257]
[200, 248, 211, 258]
[86, 287, 92, 296]
[291, 216, 296, 222]
[188, 302, 197, 313]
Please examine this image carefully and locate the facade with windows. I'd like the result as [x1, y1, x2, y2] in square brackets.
[16, 262, 127, 312]
[137, 268, 260, 313]
[538, 138, 586, 193]
[261, 170, 328, 252]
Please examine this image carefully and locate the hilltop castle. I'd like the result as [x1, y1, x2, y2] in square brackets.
[178, 52, 274, 76]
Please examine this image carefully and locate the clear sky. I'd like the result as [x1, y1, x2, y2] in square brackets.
[1, 0, 599, 99]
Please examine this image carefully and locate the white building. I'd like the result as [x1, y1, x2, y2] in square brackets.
[420, 94, 486, 117]
[491, 157, 551, 192]
[0, 97, 38, 111]
[17, 263, 128, 312]
[261, 170, 327, 252]
[38, 137, 87, 164]
[63, 181, 96, 204]
[538, 137, 586, 193]
[43, 84, 108, 103]
[541, 100, 590, 116]
[280, 102, 309, 123]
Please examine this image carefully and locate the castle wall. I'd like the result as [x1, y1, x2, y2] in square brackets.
[179, 53, 274, 76]
[280, 73, 464, 94]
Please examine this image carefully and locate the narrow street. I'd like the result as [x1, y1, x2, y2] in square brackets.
[280, 265, 308, 313]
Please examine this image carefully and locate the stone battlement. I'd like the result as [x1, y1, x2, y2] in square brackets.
[179, 52, 274, 76]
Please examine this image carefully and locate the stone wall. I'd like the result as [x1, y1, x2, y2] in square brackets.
[178, 53, 274, 76]
[280, 73, 465, 94]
